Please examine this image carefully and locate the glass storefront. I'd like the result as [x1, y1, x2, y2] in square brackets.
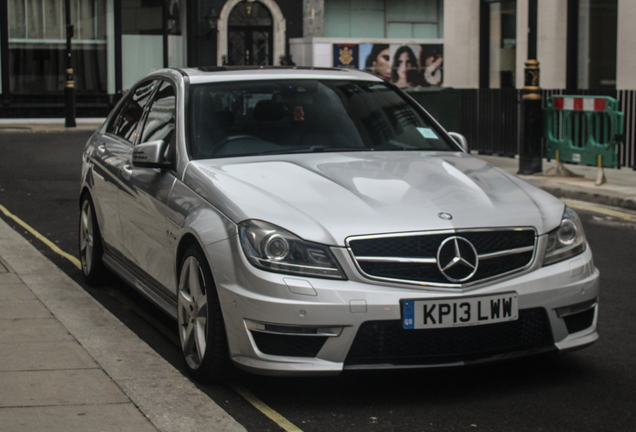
[121, 0, 185, 89]
[578, 0, 617, 89]
[324, 0, 443, 39]
[7, 0, 108, 94]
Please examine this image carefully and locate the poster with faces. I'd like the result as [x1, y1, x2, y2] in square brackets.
[358, 43, 444, 89]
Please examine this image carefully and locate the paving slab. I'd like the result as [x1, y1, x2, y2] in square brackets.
[0, 404, 158, 432]
[0, 369, 129, 407]
[0, 238, 60, 275]
[0, 273, 21, 284]
[0, 340, 97, 371]
[0, 298, 52, 319]
[0, 318, 74, 343]
[0, 282, 37, 300]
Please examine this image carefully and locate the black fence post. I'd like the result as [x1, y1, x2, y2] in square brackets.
[518, 0, 541, 174]
[64, 0, 76, 127]
[518, 60, 543, 174]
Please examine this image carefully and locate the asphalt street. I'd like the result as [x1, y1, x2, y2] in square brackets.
[1, 131, 635, 432]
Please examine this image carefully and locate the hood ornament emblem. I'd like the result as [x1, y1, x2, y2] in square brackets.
[437, 236, 479, 283]
[438, 212, 453, 220]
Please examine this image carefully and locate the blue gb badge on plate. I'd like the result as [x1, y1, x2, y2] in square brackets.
[403, 300, 415, 329]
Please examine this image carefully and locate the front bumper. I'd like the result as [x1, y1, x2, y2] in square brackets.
[206, 235, 599, 376]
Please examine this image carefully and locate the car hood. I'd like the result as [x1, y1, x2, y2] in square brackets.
[184, 152, 564, 246]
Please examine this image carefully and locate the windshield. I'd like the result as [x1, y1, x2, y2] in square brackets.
[188, 79, 459, 159]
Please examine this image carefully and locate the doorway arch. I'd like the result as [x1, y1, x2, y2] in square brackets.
[217, 0, 286, 66]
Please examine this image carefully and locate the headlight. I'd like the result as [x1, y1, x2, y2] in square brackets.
[239, 220, 346, 279]
[543, 207, 587, 266]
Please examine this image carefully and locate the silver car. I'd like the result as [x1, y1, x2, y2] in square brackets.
[79, 67, 599, 381]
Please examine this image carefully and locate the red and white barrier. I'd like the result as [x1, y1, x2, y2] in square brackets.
[553, 97, 607, 111]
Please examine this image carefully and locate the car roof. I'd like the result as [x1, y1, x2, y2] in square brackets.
[179, 66, 385, 84]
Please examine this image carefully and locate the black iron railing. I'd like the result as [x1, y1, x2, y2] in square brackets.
[457, 88, 636, 169]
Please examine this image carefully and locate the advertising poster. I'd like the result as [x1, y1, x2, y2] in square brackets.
[358, 43, 444, 88]
[333, 44, 359, 69]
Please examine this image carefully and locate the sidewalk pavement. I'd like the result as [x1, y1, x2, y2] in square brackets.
[1, 120, 635, 431]
[476, 154, 636, 211]
[0, 216, 246, 431]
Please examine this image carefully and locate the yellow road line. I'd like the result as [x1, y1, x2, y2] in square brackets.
[229, 383, 305, 432]
[564, 200, 636, 223]
[0, 203, 82, 269]
[0, 202, 302, 431]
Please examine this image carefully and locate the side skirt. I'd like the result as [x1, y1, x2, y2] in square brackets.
[103, 251, 178, 320]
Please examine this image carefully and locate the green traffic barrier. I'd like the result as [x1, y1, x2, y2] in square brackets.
[544, 95, 623, 168]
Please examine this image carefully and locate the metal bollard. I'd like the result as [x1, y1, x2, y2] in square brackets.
[518, 60, 543, 175]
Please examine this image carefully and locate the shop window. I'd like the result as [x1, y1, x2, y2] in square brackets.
[7, 0, 107, 94]
[386, 0, 442, 39]
[324, 0, 443, 39]
[577, 0, 617, 89]
[488, 1, 516, 89]
[121, 0, 184, 89]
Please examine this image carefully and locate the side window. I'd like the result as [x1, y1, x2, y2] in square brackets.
[108, 80, 158, 143]
[139, 81, 176, 145]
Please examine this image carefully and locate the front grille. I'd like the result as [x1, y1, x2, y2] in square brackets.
[563, 308, 595, 334]
[344, 308, 553, 367]
[348, 229, 536, 286]
[251, 331, 328, 357]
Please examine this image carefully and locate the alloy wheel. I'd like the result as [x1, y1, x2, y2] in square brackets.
[178, 256, 209, 370]
[79, 199, 95, 275]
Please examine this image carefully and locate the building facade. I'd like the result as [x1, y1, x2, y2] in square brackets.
[0, 0, 303, 117]
[0, 0, 630, 117]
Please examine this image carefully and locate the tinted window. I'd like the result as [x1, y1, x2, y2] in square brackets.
[188, 79, 457, 159]
[109, 80, 158, 143]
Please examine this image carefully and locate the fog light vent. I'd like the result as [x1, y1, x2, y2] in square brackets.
[251, 332, 328, 357]
[563, 308, 595, 334]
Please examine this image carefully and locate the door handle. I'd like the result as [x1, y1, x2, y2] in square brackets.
[122, 164, 133, 179]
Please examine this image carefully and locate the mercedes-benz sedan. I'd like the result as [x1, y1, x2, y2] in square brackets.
[79, 67, 599, 381]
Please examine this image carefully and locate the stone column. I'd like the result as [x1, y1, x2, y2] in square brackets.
[303, 0, 324, 37]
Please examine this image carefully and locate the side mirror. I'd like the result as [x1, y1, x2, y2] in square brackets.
[448, 132, 468, 152]
[132, 140, 170, 168]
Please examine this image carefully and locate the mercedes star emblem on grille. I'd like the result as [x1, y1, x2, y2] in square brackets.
[436, 236, 479, 282]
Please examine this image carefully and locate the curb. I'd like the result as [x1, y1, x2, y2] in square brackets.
[0, 119, 104, 133]
[529, 183, 636, 212]
[0, 217, 247, 432]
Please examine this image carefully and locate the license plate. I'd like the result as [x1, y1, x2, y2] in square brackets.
[402, 293, 518, 329]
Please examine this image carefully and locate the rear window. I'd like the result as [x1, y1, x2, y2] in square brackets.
[188, 79, 458, 159]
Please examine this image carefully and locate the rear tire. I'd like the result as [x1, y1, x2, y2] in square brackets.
[79, 195, 107, 285]
[177, 245, 229, 382]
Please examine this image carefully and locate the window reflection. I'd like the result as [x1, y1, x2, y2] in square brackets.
[189, 80, 456, 160]
[7, 0, 107, 94]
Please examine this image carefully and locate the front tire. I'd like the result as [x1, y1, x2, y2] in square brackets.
[177, 245, 228, 382]
[79, 195, 107, 285]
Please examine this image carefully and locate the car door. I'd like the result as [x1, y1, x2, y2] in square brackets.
[118, 80, 179, 293]
[90, 80, 157, 256]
